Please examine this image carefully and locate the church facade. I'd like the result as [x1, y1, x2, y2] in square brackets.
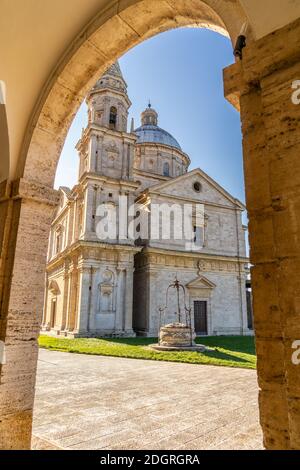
[42, 61, 251, 338]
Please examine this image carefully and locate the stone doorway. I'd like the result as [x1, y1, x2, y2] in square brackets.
[194, 301, 208, 336]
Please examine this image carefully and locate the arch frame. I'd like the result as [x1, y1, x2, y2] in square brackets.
[17, 0, 251, 188]
[2, 0, 300, 452]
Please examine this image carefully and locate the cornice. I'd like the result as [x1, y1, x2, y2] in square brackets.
[46, 239, 142, 271]
[79, 172, 141, 190]
[140, 246, 249, 263]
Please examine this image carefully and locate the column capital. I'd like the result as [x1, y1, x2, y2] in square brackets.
[68, 264, 77, 275]
[77, 263, 97, 274]
[0, 178, 60, 206]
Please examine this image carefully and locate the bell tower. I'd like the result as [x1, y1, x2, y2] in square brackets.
[74, 61, 139, 244]
[76, 61, 136, 181]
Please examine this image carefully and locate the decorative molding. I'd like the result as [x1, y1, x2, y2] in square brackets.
[104, 141, 119, 154]
[48, 280, 61, 295]
[186, 275, 216, 290]
[135, 250, 247, 274]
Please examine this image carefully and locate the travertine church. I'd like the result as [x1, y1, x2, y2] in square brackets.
[42, 61, 250, 338]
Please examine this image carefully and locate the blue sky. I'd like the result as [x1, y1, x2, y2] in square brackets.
[55, 27, 245, 212]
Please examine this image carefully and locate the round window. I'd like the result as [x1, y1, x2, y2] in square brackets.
[193, 182, 201, 193]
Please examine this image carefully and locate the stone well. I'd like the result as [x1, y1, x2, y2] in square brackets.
[151, 322, 206, 352]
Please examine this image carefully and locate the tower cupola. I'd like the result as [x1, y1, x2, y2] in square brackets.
[86, 61, 131, 132]
[141, 103, 158, 126]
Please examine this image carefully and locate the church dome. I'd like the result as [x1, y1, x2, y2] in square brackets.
[134, 104, 182, 151]
[135, 125, 182, 150]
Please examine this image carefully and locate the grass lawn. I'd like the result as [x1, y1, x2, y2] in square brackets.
[38, 335, 256, 370]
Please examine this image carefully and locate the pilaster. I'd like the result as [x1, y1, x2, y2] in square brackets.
[124, 263, 135, 335]
[116, 266, 126, 332]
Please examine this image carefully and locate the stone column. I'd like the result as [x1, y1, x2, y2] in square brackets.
[61, 266, 70, 331]
[94, 185, 103, 239]
[72, 197, 78, 242]
[124, 264, 135, 335]
[224, 17, 300, 450]
[74, 266, 93, 335]
[121, 141, 128, 179]
[91, 185, 98, 233]
[147, 268, 158, 336]
[82, 184, 94, 237]
[66, 202, 74, 246]
[172, 155, 176, 177]
[96, 135, 104, 174]
[128, 143, 134, 179]
[89, 267, 99, 332]
[0, 178, 59, 450]
[88, 133, 98, 172]
[115, 266, 125, 332]
[65, 265, 78, 332]
[118, 190, 128, 243]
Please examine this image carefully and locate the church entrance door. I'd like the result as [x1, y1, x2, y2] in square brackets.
[194, 301, 208, 335]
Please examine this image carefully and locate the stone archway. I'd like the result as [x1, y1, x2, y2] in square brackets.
[1, 0, 300, 451]
[20, 0, 249, 188]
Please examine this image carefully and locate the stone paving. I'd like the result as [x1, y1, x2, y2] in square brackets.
[32, 349, 263, 450]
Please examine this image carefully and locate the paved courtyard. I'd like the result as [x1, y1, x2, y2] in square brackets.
[32, 349, 263, 450]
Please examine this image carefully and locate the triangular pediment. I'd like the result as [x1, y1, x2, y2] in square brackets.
[53, 186, 72, 218]
[186, 275, 216, 290]
[145, 168, 245, 210]
[48, 280, 60, 295]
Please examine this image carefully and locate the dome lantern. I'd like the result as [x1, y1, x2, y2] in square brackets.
[135, 103, 182, 151]
[141, 103, 158, 126]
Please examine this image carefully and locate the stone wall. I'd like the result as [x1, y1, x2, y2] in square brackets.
[133, 250, 248, 337]
[144, 170, 246, 258]
[44, 243, 139, 337]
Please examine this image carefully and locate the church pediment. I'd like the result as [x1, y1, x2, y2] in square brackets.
[186, 275, 216, 290]
[146, 168, 245, 209]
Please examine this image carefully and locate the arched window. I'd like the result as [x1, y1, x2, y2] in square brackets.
[109, 106, 117, 129]
[163, 162, 170, 177]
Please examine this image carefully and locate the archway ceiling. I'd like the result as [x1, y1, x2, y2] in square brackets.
[0, 0, 299, 181]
